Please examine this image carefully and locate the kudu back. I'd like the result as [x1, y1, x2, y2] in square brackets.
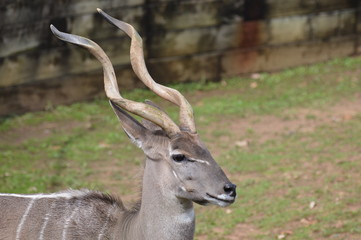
[0, 9, 236, 240]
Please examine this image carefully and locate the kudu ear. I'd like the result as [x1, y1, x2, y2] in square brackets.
[109, 100, 149, 148]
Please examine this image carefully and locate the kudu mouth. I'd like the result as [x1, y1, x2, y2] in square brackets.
[205, 193, 236, 205]
[206, 181, 237, 206]
[192, 183, 236, 207]
[193, 193, 235, 207]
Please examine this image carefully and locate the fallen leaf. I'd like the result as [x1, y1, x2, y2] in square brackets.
[277, 230, 293, 239]
[235, 140, 249, 148]
[251, 73, 261, 79]
[309, 201, 317, 209]
[250, 82, 258, 89]
[300, 217, 317, 226]
[277, 233, 286, 239]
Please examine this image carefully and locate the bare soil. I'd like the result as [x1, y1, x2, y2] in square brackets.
[205, 96, 361, 157]
[1, 92, 360, 239]
[0, 120, 86, 145]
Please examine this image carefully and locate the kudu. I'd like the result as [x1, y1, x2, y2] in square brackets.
[0, 9, 236, 240]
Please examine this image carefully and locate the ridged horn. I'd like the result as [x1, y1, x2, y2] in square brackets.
[97, 8, 196, 133]
[50, 25, 181, 137]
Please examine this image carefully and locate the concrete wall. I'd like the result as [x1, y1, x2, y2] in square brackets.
[1, 0, 360, 115]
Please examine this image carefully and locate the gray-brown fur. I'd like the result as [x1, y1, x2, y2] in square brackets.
[0, 9, 236, 240]
[0, 190, 131, 240]
[0, 103, 235, 240]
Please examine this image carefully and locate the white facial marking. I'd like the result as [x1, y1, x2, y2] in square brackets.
[177, 208, 195, 223]
[190, 158, 210, 165]
[204, 193, 235, 207]
[216, 194, 235, 201]
[172, 170, 179, 179]
[16, 198, 35, 240]
[168, 146, 174, 157]
[98, 205, 114, 240]
[62, 205, 79, 240]
[170, 150, 182, 155]
[170, 149, 210, 165]
[173, 170, 188, 192]
[39, 201, 56, 240]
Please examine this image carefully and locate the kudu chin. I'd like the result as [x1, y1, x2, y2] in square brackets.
[0, 9, 236, 240]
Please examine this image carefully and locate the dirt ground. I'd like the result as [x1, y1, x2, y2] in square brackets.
[1, 92, 360, 239]
[201, 96, 361, 240]
[207, 96, 361, 156]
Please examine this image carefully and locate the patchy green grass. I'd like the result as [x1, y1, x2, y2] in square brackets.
[2, 56, 360, 132]
[0, 56, 361, 239]
[194, 57, 361, 121]
[195, 113, 361, 239]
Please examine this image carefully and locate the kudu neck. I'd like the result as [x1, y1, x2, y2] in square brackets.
[136, 158, 195, 240]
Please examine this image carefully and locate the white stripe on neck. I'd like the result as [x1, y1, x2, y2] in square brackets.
[16, 198, 35, 240]
[98, 205, 114, 240]
[62, 204, 80, 240]
[39, 201, 56, 240]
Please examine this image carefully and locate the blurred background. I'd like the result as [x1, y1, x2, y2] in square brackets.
[1, 0, 360, 116]
[1, 1, 361, 239]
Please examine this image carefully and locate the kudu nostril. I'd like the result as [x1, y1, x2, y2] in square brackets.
[224, 183, 237, 197]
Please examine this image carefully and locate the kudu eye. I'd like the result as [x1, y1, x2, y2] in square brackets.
[172, 154, 186, 162]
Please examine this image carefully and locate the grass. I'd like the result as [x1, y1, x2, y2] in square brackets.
[1, 55, 361, 239]
[200, 114, 361, 239]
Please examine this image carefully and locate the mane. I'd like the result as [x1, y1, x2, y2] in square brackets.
[81, 190, 142, 225]
[71, 180, 143, 216]
[67, 160, 145, 217]
[81, 191, 125, 209]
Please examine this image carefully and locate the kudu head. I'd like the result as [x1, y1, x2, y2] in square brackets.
[50, 9, 236, 207]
